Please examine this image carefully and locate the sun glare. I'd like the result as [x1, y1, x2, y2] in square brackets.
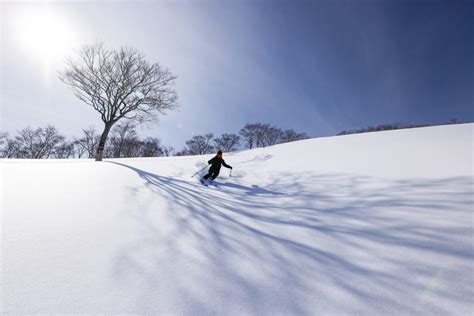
[15, 6, 76, 62]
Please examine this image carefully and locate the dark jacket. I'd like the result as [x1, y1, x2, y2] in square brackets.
[208, 156, 232, 172]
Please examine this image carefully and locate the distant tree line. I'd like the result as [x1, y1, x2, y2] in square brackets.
[0, 122, 309, 159]
[175, 123, 309, 156]
[336, 119, 465, 136]
[4, 119, 468, 159]
[0, 126, 73, 159]
[0, 123, 173, 159]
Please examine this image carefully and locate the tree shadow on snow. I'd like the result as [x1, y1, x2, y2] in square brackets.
[105, 161, 474, 315]
[215, 181, 284, 196]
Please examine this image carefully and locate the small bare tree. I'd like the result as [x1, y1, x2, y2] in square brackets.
[240, 123, 309, 148]
[59, 43, 178, 161]
[13, 125, 65, 159]
[0, 132, 7, 156]
[0, 132, 9, 158]
[240, 123, 258, 149]
[214, 133, 240, 152]
[184, 133, 214, 155]
[254, 123, 270, 148]
[74, 126, 99, 158]
[161, 146, 174, 157]
[0, 132, 7, 146]
[108, 122, 139, 158]
[121, 138, 142, 158]
[54, 142, 75, 158]
[263, 126, 283, 146]
[280, 129, 309, 143]
[2, 138, 21, 158]
[140, 137, 164, 157]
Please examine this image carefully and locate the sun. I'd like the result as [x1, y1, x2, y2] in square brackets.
[15, 6, 76, 62]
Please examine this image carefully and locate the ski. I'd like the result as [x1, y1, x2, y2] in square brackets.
[208, 180, 219, 188]
[200, 178, 219, 188]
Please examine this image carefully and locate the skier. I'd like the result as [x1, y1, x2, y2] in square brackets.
[201, 150, 232, 185]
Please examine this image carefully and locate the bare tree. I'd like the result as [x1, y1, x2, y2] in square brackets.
[0, 132, 7, 146]
[0, 132, 11, 158]
[73, 141, 87, 158]
[13, 125, 65, 158]
[280, 129, 309, 143]
[108, 122, 139, 158]
[74, 126, 99, 158]
[162, 146, 174, 157]
[240, 123, 258, 149]
[241, 123, 276, 147]
[0, 132, 7, 157]
[174, 149, 189, 156]
[121, 138, 142, 158]
[184, 133, 214, 155]
[140, 137, 164, 157]
[240, 123, 309, 148]
[254, 123, 269, 148]
[2, 137, 21, 158]
[263, 126, 283, 146]
[214, 133, 240, 152]
[240, 123, 270, 149]
[54, 142, 75, 158]
[59, 43, 178, 161]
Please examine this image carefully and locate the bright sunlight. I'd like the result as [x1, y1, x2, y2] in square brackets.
[15, 6, 76, 62]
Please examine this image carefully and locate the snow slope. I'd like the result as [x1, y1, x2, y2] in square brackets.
[1, 123, 473, 315]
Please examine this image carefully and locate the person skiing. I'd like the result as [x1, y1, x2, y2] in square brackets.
[201, 150, 232, 184]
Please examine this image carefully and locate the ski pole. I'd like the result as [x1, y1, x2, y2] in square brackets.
[191, 165, 208, 178]
[229, 168, 232, 177]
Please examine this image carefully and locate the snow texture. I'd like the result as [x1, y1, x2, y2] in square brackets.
[1, 124, 473, 315]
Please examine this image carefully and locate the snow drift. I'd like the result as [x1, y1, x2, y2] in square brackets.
[1, 123, 473, 315]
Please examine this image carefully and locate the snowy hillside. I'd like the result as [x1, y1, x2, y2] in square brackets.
[2, 123, 473, 315]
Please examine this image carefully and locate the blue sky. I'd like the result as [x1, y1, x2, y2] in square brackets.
[1, 0, 473, 148]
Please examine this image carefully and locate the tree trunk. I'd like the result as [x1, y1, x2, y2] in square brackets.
[95, 123, 113, 161]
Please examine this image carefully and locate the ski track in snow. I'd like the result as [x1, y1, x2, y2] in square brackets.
[1, 124, 473, 315]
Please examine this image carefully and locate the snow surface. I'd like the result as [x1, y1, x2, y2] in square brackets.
[1, 123, 473, 315]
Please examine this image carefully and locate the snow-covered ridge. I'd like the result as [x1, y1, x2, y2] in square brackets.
[2, 123, 473, 314]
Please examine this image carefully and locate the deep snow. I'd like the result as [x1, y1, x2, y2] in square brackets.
[1, 123, 473, 315]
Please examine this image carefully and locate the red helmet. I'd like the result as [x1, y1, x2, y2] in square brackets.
[217, 150, 222, 158]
